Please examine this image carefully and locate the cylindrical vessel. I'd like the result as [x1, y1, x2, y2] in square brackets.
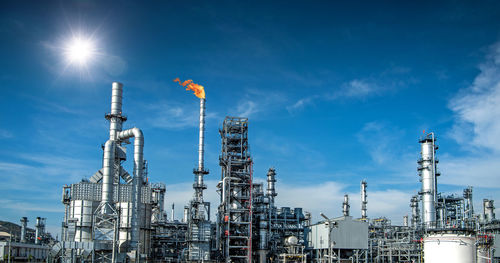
[477, 245, 491, 263]
[343, 194, 350, 216]
[20, 217, 28, 243]
[419, 134, 437, 227]
[183, 206, 189, 223]
[483, 199, 495, 222]
[423, 234, 476, 263]
[361, 180, 367, 219]
[403, 215, 409, 227]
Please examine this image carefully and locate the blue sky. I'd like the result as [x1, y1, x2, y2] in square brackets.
[1, 1, 500, 236]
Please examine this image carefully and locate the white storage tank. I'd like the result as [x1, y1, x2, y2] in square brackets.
[423, 233, 476, 263]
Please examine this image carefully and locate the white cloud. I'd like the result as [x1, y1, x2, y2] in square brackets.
[449, 42, 500, 152]
[339, 79, 380, 98]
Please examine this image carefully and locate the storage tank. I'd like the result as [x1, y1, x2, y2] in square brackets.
[423, 233, 476, 263]
[477, 245, 491, 263]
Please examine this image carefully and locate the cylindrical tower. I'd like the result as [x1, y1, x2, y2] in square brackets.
[483, 199, 495, 223]
[361, 180, 367, 220]
[343, 194, 350, 217]
[266, 168, 277, 207]
[20, 217, 28, 243]
[418, 132, 438, 228]
[403, 215, 409, 227]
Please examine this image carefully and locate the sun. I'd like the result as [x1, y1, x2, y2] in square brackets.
[63, 36, 96, 66]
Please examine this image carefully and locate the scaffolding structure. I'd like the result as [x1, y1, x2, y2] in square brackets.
[218, 117, 253, 263]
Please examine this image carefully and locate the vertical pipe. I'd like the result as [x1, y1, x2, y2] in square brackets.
[117, 128, 144, 247]
[361, 180, 367, 220]
[101, 140, 116, 214]
[109, 82, 124, 141]
[403, 215, 409, 227]
[183, 206, 189, 223]
[198, 98, 206, 172]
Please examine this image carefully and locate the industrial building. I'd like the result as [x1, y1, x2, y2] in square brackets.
[1, 81, 493, 262]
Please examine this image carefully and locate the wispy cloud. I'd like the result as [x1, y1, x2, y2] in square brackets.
[146, 101, 219, 130]
[449, 42, 500, 152]
[330, 79, 382, 99]
[0, 128, 13, 139]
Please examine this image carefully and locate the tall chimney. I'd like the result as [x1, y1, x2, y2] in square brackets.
[171, 203, 175, 221]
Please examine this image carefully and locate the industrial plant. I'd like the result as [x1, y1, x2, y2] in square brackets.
[2, 81, 500, 263]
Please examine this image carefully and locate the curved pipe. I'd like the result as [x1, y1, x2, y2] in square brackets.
[117, 127, 144, 248]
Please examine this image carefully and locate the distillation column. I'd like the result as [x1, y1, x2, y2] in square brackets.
[410, 195, 420, 228]
[343, 194, 350, 217]
[361, 180, 367, 220]
[418, 132, 439, 228]
[218, 117, 253, 263]
[20, 217, 28, 243]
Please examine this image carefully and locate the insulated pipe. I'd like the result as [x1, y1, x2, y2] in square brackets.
[117, 127, 144, 247]
[109, 82, 124, 141]
[101, 139, 116, 214]
[361, 180, 367, 219]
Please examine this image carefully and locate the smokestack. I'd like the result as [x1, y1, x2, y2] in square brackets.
[198, 98, 206, 172]
[343, 194, 350, 217]
[418, 132, 438, 228]
[171, 203, 175, 221]
[361, 180, 367, 220]
[20, 217, 28, 243]
[108, 82, 124, 141]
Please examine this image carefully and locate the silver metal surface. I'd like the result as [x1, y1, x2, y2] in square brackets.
[361, 180, 367, 219]
[100, 139, 116, 214]
[198, 98, 206, 172]
[419, 133, 437, 228]
[20, 217, 28, 243]
[483, 199, 495, 222]
[109, 82, 124, 141]
[117, 127, 144, 247]
[343, 194, 350, 217]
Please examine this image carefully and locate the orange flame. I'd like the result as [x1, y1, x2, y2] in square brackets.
[173, 78, 206, 99]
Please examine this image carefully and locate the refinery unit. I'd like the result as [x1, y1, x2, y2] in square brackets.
[2, 81, 499, 263]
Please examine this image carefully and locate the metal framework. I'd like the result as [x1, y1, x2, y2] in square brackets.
[218, 117, 253, 263]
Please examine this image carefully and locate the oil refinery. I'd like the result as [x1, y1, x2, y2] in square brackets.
[1, 81, 496, 262]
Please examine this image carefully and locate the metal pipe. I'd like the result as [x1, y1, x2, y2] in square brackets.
[361, 180, 367, 219]
[20, 217, 28, 243]
[101, 140, 116, 214]
[343, 194, 350, 217]
[198, 98, 206, 172]
[117, 127, 144, 247]
[109, 82, 124, 141]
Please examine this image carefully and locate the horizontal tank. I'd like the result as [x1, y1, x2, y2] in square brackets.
[423, 233, 476, 263]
